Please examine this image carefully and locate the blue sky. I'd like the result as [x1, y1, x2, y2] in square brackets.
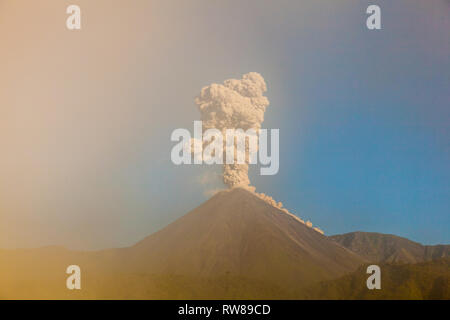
[253, 0, 450, 244]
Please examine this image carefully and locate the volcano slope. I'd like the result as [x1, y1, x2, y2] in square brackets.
[0, 188, 365, 299]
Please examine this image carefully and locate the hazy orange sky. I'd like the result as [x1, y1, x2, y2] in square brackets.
[0, 0, 297, 249]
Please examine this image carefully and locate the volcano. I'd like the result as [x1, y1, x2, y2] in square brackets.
[1, 187, 367, 299]
[118, 188, 365, 291]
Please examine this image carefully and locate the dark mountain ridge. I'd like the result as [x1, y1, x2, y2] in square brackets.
[330, 231, 450, 264]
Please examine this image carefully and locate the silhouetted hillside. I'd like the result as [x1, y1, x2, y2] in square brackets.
[304, 258, 450, 299]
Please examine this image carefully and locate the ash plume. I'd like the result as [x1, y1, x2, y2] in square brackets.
[195, 72, 323, 234]
[195, 72, 269, 188]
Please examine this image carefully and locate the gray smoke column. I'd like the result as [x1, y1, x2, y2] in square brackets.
[195, 72, 269, 188]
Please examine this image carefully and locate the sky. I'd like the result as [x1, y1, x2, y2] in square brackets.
[0, 0, 449, 249]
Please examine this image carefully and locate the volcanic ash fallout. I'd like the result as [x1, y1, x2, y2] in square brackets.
[193, 72, 323, 235]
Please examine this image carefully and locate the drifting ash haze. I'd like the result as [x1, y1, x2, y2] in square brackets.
[195, 72, 323, 234]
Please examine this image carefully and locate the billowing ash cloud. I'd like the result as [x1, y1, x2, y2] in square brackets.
[194, 72, 324, 235]
[195, 72, 269, 188]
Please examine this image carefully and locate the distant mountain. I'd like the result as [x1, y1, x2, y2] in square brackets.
[330, 232, 450, 264]
[305, 258, 450, 300]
